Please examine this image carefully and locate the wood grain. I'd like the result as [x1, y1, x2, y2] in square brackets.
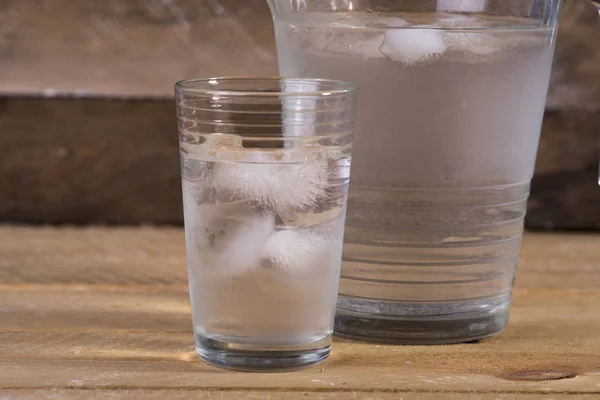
[1, 99, 598, 228]
[2, 226, 598, 289]
[0, 1, 598, 227]
[0, 0, 277, 97]
[0, 226, 187, 284]
[3, 390, 597, 400]
[527, 109, 600, 231]
[0, 226, 599, 397]
[547, 0, 600, 111]
[0, 0, 598, 105]
[0, 99, 182, 225]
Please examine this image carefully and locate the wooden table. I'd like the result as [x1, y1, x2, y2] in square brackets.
[1, 227, 599, 399]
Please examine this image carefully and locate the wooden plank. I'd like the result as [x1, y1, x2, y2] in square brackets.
[1, 227, 599, 288]
[0, 286, 190, 331]
[547, 0, 600, 111]
[1, 360, 599, 394]
[0, 99, 183, 225]
[0, 2, 599, 228]
[0, 227, 599, 395]
[1, 289, 599, 378]
[0, 0, 277, 97]
[527, 109, 600, 231]
[3, 390, 596, 400]
[0, 0, 598, 107]
[0, 226, 188, 284]
[517, 233, 600, 289]
[1, 104, 598, 228]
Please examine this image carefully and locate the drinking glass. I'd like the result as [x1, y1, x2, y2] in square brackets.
[176, 77, 357, 370]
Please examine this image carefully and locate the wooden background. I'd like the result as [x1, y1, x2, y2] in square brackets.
[0, 0, 598, 228]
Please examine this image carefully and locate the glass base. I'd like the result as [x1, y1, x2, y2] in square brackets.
[195, 333, 331, 372]
[335, 300, 510, 344]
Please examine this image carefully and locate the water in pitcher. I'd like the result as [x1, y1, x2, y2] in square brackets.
[275, 12, 556, 342]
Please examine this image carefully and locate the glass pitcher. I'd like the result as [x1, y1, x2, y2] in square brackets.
[267, 0, 598, 344]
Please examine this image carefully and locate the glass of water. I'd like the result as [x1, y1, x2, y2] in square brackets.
[176, 77, 357, 371]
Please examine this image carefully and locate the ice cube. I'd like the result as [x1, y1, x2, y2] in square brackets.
[289, 22, 334, 54]
[437, 0, 487, 13]
[278, 204, 345, 228]
[181, 133, 243, 161]
[380, 25, 447, 64]
[211, 154, 329, 211]
[445, 32, 502, 56]
[257, 228, 342, 304]
[437, 14, 476, 28]
[437, 15, 504, 57]
[187, 202, 274, 279]
[325, 32, 385, 60]
[262, 229, 327, 273]
[304, 14, 385, 59]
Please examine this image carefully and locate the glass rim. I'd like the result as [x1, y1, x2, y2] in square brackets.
[174, 76, 358, 98]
